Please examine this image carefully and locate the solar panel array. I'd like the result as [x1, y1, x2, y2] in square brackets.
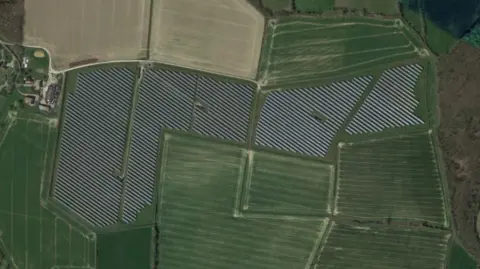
[122, 69, 196, 223]
[255, 76, 372, 157]
[346, 64, 424, 134]
[192, 77, 255, 142]
[53, 68, 135, 227]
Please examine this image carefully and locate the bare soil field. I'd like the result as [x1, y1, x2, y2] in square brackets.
[23, 0, 150, 70]
[149, 0, 265, 79]
[0, 0, 24, 43]
[437, 42, 480, 262]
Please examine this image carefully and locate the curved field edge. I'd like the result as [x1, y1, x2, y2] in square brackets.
[256, 15, 428, 87]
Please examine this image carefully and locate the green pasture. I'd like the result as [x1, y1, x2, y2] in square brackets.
[448, 243, 477, 269]
[262, 0, 292, 11]
[425, 19, 458, 54]
[97, 227, 153, 269]
[316, 223, 450, 269]
[400, 2, 423, 35]
[259, 16, 420, 86]
[156, 133, 328, 269]
[336, 132, 447, 225]
[0, 118, 94, 269]
[295, 0, 334, 13]
[244, 150, 333, 215]
[334, 0, 398, 15]
[23, 47, 50, 80]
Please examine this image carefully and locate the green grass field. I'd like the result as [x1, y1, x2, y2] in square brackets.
[295, 0, 334, 12]
[334, 0, 398, 15]
[97, 227, 153, 269]
[401, 3, 423, 35]
[24, 47, 50, 80]
[448, 243, 477, 269]
[336, 132, 447, 225]
[244, 150, 334, 216]
[156, 133, 328, 269]
[259, 16, 420, 86]
[425, 19, 458, 54]
[262, 0, 292, 11]
[0, 118, 94, 269]
[315, 223, 450, 269]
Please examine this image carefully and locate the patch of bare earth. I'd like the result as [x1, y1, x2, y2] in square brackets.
[0, 0, 24, 43]
[437, 42, 480, 261]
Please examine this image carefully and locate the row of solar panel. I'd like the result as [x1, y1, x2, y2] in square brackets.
[53, 67, 256, 226]
[53, 63, 425, 227]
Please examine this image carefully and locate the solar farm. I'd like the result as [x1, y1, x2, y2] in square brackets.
[0, 3, 473, 269]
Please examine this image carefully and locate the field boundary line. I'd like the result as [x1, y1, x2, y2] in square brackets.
[117, 65, 145, 222]
[41, 202, 94, 239]
[260, 20, 277, 85]
[342, 129, 430, 145]
[39, 124, 52, 204]
[233, 149, 249, 217]
[333, 143, 344, 216]
[232, 0, 263, 75]
[0, 116, 15, 148]
[0, 237, 17, 269]
[305, 219, 331, 269]
[238, 212, 327, 221]
[156, 134, 171, 227]
[274, 21, 397, 36]
[276, 20, 396, 28]
[25, 123, 30, 269]
[273, 32, 403, 49]
[327, 165, 336, 215]
[268, 50, 417, 81]
[310, 220, 334, 269]
[272, 44, 414, 65]
[152, 52, 253, 74]
[10, 179, 14, 263]
[429, 130, 452, 229]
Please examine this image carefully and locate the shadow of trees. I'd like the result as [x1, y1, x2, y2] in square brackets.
[404, 0, 480, 38]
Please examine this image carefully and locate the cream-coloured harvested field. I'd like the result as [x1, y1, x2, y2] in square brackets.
[23, 0, 150, 70]
[150, 0, 265, 79]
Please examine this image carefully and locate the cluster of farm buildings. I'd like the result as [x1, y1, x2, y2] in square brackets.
[22, 57, 60, 112]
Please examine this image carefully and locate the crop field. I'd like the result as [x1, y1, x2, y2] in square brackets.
[157, 133, 329, 269]
[425, 19, 458, 54]
[346, 63, 425, 134]
[336, 132, 447, 225]
[255, 76, 372, 156]
[23, 0, 150, 70]
[295, 0, 334, 12]
[243, 150, 334, 216]
[448, 243, 477, 269]
[97, 227, 153, 269]
[401, 3, 423, 35]
[259, 17, 420, 85]
[0, 118, 95, 269]
[149, 0, 265, 79]
[315, 223, 450, 269]
[262, 0, 292, 12]
[334, 0, 399, 15]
